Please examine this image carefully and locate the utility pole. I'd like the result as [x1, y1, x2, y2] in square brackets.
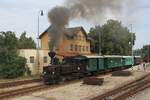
[130, 24, 134, 69]
[148, 42, 150, 62]
[37, 10, 44, 74]
[96, 25, 102, 55]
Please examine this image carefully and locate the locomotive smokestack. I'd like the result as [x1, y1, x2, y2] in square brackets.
[48, 51, 56, 64]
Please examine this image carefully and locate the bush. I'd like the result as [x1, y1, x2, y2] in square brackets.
[0, 56, 26, 79]
[0, 31, 27, 79]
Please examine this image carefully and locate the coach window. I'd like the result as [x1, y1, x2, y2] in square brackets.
[30, 56, 34, 63]
[70, 44, 73, 51]
[43, 56, 47, 63]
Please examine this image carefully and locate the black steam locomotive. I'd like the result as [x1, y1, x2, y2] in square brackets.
[41, 52, 87, 84]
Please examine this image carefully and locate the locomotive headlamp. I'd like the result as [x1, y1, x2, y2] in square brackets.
[52, 72, 55, 74]
[78, 67, 80, 70]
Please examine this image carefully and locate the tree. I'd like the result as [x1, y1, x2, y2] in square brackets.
[18, 32, 36, 49]
[0, 31, 26, 78]
[142, 44, 150, 57]
[133, 49, 142, 56]
[88, 20, 136, 55]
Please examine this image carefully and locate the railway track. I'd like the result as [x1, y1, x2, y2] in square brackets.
[91, 73, 150, 100]
[0, 84, 47, 99]
[0, 79, 81, 99]
[0, 79, 41, 88]
[0, 69, 117, 99]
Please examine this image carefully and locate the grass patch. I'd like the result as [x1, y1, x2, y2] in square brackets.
[0, 74, 40, 83]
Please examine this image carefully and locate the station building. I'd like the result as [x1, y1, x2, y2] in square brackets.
[39, 26, 91, 56]
[19, 26, 91, 74]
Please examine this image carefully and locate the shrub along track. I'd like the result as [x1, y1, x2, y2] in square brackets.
[91, 73, 150, 100]
[0, 79, 41, 88]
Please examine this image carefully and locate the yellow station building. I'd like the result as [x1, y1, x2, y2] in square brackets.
[39, 26, 91, 56]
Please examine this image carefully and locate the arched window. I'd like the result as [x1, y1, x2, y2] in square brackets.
[75, 45, 77, 51]
[30, 56, 34, 63]
[43, 56, 47, 63]
[83, 46, 85, 52]
[86, 46, 88, 51]
[70, 44, 73, 51]
[79, 45, 81, 52]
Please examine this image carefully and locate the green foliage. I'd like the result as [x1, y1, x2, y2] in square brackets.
[18, 32, 36, 49]
[142, 44, 150, 57]
[133, 45, 150, 58]
[0, 57, 26, 78]
[0, 31, 26, 79]
[88, 20, 136, 55]
[133, 49, 142, 56]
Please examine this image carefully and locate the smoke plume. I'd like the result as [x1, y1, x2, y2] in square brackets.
[48, 6, 70, 51]
[66, 0, 123, 20]
[48, 0, 135, 51]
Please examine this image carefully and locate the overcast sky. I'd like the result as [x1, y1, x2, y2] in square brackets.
[0, 0, 150, 49]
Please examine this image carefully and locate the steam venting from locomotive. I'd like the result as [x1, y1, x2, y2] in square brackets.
[48, 7, 70, 52]
[48, 0, 135, 52]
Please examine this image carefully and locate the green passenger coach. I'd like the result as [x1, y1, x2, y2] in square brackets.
[104, 56, 123, 69]
[122, 56, 134, 66]
[85, 55, 105, 72]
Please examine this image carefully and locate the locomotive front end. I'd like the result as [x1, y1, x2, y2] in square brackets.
[42, 65, 60, 84]
[42, 51, 60, 84]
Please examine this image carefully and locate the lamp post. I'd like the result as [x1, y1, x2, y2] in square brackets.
[37, 10, 44, 74]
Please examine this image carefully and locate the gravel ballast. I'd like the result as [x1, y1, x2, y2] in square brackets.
[11, 69, 150, 100]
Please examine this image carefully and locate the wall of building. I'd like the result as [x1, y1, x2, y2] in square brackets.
[59, 30, 90, 55]
[40, 33, 49, 50]
[19, 49, 50, 75]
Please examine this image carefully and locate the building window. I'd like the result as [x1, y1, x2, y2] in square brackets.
[86, 46, 88, 51]
[43, 56, 47, 63]
[75, 45, 77, 51]
[79, 45, 81, 52]
[70, 44, 73, 51]
[83, 46, 85, 52]
[30, 56, 34, 63]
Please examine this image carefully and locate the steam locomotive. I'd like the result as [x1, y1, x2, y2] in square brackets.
[41, 52, 142, 84]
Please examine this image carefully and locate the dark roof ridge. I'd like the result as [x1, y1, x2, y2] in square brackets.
[39, 26, 86, 39]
